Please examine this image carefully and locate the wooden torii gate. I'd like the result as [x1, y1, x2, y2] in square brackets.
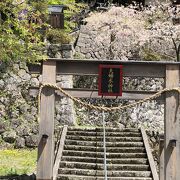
[30, 59, 180, 180]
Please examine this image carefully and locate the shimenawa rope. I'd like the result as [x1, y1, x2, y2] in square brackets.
[37, 83, 180, 122]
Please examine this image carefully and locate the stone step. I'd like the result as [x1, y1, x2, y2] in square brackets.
[67, 131, 142, 137]
[64, 145, 146, 153]
[62, 150, 147, 158]
[61, 156, 149, 164]
[57, 127, 155, 180]
[60, 161, 150, 171]
[68, 127, 140, 133]
[57, 174, 153, 180]
[65, 140, 144, 147]
[66, 135, 143, 142]
[58, 168, 152, 177]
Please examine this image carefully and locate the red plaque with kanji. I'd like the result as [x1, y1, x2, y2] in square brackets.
[98, 65, 123, 96]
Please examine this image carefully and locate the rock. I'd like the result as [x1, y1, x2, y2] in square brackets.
[31, 107, 37, 116]
[85, 53, 92, 59]
[38, 75, 42, 83]
[62, 50, 73, 58]
[79, 33, 89, 39]
[19, 62, 28, 72]
[0, 80, 4, 89]
[77, 42, 84, 47]
[10, 110, 20, 119]
[55, 52, 62, 58]
[13, 64, 20, 72]
[0, 141, 14, 150]
[17, 124, 32, 137]
[56, 75, 73, 88]
[0, 62, 7, 73]
[18, 69, 26, 78]
[0, 104, 6, 117]
[2, 130, 17, 143]
[6, 84, 17, 91]
[31, 124, 38, 134]
[22, 73, 31, 81]
[75, 46, 80, 52]
[61, 44, 72, 50]
[30, 78, 39, 87]
[25, 134, 38, 147]
[15, 137, 25, 148]
[94, 52, 101, 59]
[80, 46, 89, 54]
[5, 72, 22, 86]
[56, 114, 61, 121]
[0, 122, 6, 134]
[18, 69, 31, 81]
[24, 113, 35, 122]
[19, 103, 30, 114]
[0, 96, 9, 106]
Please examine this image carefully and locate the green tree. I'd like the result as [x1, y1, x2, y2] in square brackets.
[0, 0, 85, 63]
[0, 0, 48, 63]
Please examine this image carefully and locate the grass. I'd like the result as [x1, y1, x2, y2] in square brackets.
[0, 149, 37, 176]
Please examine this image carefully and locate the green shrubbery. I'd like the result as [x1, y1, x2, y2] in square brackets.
[46, 29, 72, 44]
[0, 0, 48, 63]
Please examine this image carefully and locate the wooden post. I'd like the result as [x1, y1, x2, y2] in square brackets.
[164, 65, 180, 180]
[37, 60, 56, 180]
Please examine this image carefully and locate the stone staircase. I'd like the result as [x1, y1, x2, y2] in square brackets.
[56, 127, 157, 180]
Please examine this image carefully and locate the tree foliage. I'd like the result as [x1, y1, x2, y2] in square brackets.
[0, 0, 86, 63]
[83, 4, 180, 61]
[0, 0, 48, 63]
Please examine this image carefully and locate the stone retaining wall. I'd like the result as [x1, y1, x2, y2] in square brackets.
[0, 44, 75, 149]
